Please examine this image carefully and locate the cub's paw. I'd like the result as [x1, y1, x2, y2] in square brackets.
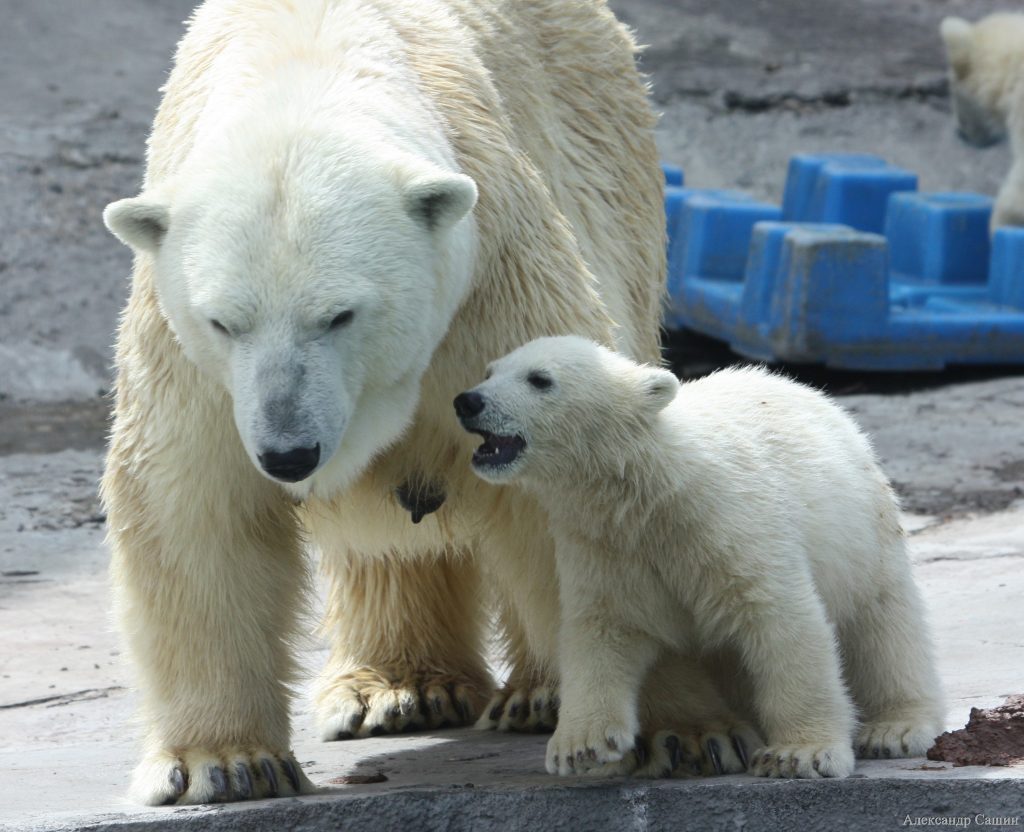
[476, 683, 559, 733]
[749, 743, 854, 779]
[545, 718, 636, 775]
[856, 719, 940, 759]
[131, 747, 315, 805]
[316, 667, 487, 740]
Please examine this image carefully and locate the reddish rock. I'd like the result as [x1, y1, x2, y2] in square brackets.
[927, 695, 1024, 767]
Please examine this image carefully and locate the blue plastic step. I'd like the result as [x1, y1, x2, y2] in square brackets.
[661, 163, 684, 188]
[781, 153, 918, 233]
[662, 155, 1024, 370]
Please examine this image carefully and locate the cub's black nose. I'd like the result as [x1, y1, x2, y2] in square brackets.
[454, 391, 486, 419]
[258, 444, 320, 482]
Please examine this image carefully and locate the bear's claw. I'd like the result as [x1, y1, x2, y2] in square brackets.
[705, 737, 723, 774]
[234, 763, 253, 799]
[260, 758, 279, 796]
[282, 758, 302, 791]
[209, 765, 229, 800]
[732, 733, 750, 769]
[168, 766, 187, 801]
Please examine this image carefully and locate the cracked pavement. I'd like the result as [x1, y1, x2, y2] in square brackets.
[0, 0, 1022, 829]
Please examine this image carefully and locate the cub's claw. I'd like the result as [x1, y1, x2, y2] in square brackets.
[749, 743, 854, 778]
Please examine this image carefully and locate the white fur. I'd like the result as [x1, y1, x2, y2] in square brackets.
[101, 0, 667, 805]
[464, 337, 945, 779]
[940, 13, 1024, 230]
[104, 80, 477, 495]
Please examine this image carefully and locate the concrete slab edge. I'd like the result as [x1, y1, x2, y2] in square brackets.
[9, 778, 1023, 832]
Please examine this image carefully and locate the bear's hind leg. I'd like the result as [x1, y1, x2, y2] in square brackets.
[475, 599, 559, 733]
[840, 559, 945, 759]
[314, 551, 492, 739]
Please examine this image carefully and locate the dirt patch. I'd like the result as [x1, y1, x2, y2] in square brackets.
[927, 695, 1024, 767]
[991, 459, 1024, 484]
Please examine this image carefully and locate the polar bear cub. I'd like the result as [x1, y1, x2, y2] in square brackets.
[941, 13, 1024, 229]
[455, 336, 944, 779]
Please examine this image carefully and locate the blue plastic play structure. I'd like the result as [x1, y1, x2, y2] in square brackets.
[661, 154, 1024, 370]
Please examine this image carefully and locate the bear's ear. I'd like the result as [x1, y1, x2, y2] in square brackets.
[639, 367, 679, 414]
[103, 197, 170, 253]
[940, 17, 973, 76]
[403, 172, 478, 232]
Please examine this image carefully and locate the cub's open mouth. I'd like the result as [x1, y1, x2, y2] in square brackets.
[470, 431, 526, 469]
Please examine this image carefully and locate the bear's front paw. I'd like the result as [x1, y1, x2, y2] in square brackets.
[130, 747, 315, 805]
[545, 718, 636, 775]
[749, 743, 854, 779]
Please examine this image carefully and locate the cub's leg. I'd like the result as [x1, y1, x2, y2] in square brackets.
[546, 613, 661, 776]
[545, 539, 661, 776]
[728, 569, 857, 779]
[314, 550, 492, 739]
[840, 544, 945, 758]
[105, 346, 313, 805]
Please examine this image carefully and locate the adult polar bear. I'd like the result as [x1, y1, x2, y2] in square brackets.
[102, 0, 739, 804]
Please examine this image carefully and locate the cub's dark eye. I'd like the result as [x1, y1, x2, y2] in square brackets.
[527, 371, 552, 390]
[330, 310, 355, 330]
[210, 319, 230, 336]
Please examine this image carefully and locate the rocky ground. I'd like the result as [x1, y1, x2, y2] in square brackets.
[0, 0, 1022, 829]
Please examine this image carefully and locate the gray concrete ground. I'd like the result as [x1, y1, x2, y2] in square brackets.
[2, 466, 1022, 830]
[1, 0, 1023, 829]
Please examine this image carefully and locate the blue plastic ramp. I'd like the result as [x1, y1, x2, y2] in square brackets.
[662, 155, 1024, 370]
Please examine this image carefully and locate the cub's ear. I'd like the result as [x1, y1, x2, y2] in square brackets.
[403, 171, 478, 232]
[640, 367, 679, 414]
[103, 197, 170, 253]
[940, 17, 973, 76]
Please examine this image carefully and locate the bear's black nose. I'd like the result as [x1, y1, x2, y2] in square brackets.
[258, 444, 321, 482]
[454, 391, 486, 419]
